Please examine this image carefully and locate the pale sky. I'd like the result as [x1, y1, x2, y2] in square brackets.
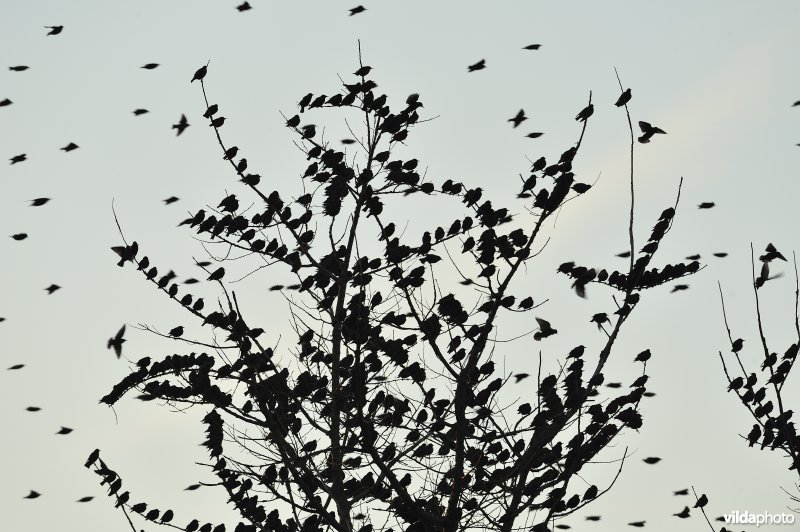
[2, 1, 800, 531]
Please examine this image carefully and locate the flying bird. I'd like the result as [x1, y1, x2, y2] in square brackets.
[628, 522, 645, 528]
[673, 506, 691, 518]
[638, 121, 667, 143]
[236, 1, 251, 11]
[575, 103, 594, 122]
[674, 489, 689, 496]
[133, 109, 149, 116]
[141, 63, 159, 70]
[45, 284, 61, 294]
[467, 59, 486, 72]
[56, 427, 73, 435]
[0, 98, 12, 107]
[526, 132, 544, 138]
[523, 44, 541, 50]
[585, 516, 601, 521]
[698, 202, 715, 209]
[76, 496, 94, 503]
[9, 66, 30, 71]
[8, 364, 24, 370]
[713, 252, 728, 258]
[514, 373, 530, 383]
[10, 154, 27, 164]
[24, 490, 41, 499]
[61, 142, 79, 152]
[508, 109, 527, 128]
[107, 325, 126, 358]
[45, 26, 63, 35]
[163, 196, 179, 205]
[534, 317, 557, 340]
[11, 233, 28, 241]
[191, 63, 209, 83]
[349, 5, 366, 15]
[26, 406, 42, 412]
[670, 284, 689, 293]
[642, 457, 662, 465]
[760, 243, 786, 262]
[615, 88, 632, 107]
[172, 114, 189, 136]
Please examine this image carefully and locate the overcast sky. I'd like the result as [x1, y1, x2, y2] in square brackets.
[2, 1, 800, 531]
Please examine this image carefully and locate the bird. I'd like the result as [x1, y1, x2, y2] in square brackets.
[698, 202, 715, 209]
[163, 196, 179, 205]
[354, 65, 372, 77]
[207, 267, 225, 281]
[236, 1, 251, 11]
[223, 146, 239, 160]
[590, 313, 609, 330]
[133, 109, 149, 116]
[526, 132, 544, 138]
[467, 59, 486, 72]
[9, 66, 30, 72]
[172, 114, 189, 136]
[8, 364, 24, 370]
[793, 101, 800, 107]
[349, 5, 366, 15]
[634, 349, 651, 362]
[713, 252, 728, 258]
[760, 243, 786, 262]
[638, 121, 667, 143]
[26, 407, 41, 412]
[10, 154, 27, 164]
[107, 325, 126, 358]
[674, 489, 689, 496]
[508, 109, 527, 128]
[24, 490, 41, 499]
[674, 506, 691, 518]
[76, 496, 94, 503]
[0, 98, 12, 107]
[210, 116, 226, 128]
[643, 457, 661, 465]
[628, 522, 645, 527]
[61, 142, 79, 152]
[534, 318, 557, 340]
[141, 63, 159, 70]
[514, 373, 530, 383]
[168, 326, 184, 337]
[523, 44, 541, 50]
[203, 104, 219, 118]
[191, 62, 209, 83]
[585, 516, 601, 521]
[45, 26, 63, 35]
[615, 88, 632, 107]
[575, 103, 594, 122]
[731, 338, 744, 353]
[670, 284, 689, 293]
[45, 284, 61, 294]
[11, 233, 28, 241]
[56, 427, 73, 435]
[694, 494, 708, 508]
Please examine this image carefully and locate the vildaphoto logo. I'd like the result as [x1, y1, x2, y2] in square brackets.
[723, 511, 796, 527]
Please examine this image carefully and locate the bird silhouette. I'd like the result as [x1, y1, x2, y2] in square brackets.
[133, 109, 149, 116]
[760, 243, 786, 262]
[526, 132, 544, 138]
[349, 5, 366, 15]
[615, 88, 632, 107]
[236, 1, 251, 11]
[0, 98, 12, 107]
[45, 284, 60, 294]
[674, 506, 691, 518]
[11, 233, 28, 241]
[141, 63, 159, 70]
[203, 104, 219, 118]
[670, 284, 689, 293]
[76, 496, 94, 503]
[191, 63, 209, 83]
[169, 326, 184, 337]
[523, 44, 541, 50]
[9, 66, 30, 71]
[45, 26, 63, 35]
[514, 373, 530, 383]
[163, 196, 179, 205]
[694, 494, 708, 508]
[354, 65, 372, 77]
[628, 521, 645, 527]
[534, 318, 557, 340]
[107, 325, 126, 358]
[713, 252, 728, 258]
[56, 427, 73, 435]
[26, 406, 41, 412]
[172, 114, 189, 136]
[674, 489, 689, 496]
[467, 59, 486, 72]
[731, 338, 744, 352]
[8, 364, 24, 370]
[210, 116, 226, 128]
[575, 103, 594, 122]
[634, 349, 651, 362]
[508, 109, 527, 128]
[24, 490, 41, 499]
[698, 202, 715, 209]
[643, 457, 661, 464]
[10, 154, 27, 164]
[61, 142, 79, 152]
[638, 121, 667, 143]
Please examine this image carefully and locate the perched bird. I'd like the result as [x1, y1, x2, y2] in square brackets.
[24, 490, 41, 499]
[168, 326, 184, 337]
[575, 103, 594, 122]
[285, 114, 300, 127]
[9, 66, 30, 72]
[634, 349, 651, 362]
[45, 26, 63, 35]
[107, 325, 126, 358]
[236, 1, 251, 11]
[615, 88, 632, 107]
[0, 98, 12, 107]
[638, 121, 667, 143]
[674, 506, 691, 518]
[209, 116, 226, 128]
[45, 284, 61, 294]
[354, 65, 372, 77]
[508, 109, 527, 128]
[163, 196, 179, 205]
[642, 457, 661, 465]
[534, 317, 557, 340]
[61, 142, 79, 152]
[731, 338, 744, 353]
[349, 5, 366, 15]
[467, 59, 486, 72]
[10, 154, 27, 164]
[523, 44, 541, 50]
[141, 63, 159, 70]
[191, 63, 209, 83]
[590, 313, 609, 329]
[133, 109, 149, 116]
[223, 146, 239, 160]
[207, 267, 225, 281]
[694, 494, 708, 508]
[11, 233, 28, 241]
[203, 104, 219, 118]
[56, 427, 73, 435]
[172, 114, 189, 136]
[698, 202, 715, 209]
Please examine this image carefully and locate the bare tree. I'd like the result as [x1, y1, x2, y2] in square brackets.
[87, 59, 698, 532]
